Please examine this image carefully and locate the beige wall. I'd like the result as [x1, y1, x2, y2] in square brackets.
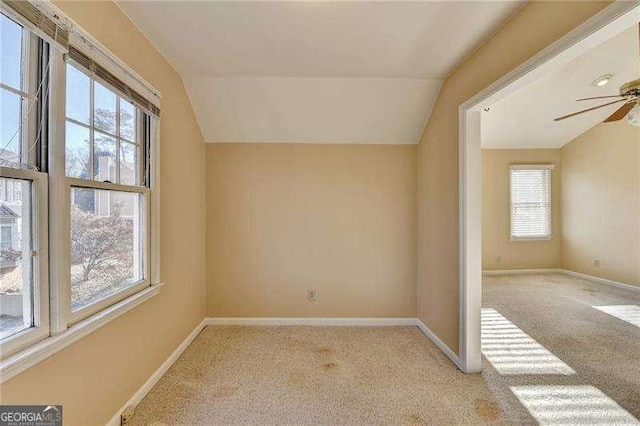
[0, 2, 207, 424]
[206, 144, 417, 318]
[417, 1, 611, 354]
[0, 0, 617, 420]
[481, 123, 640, 283]
[482, 149, 562, 271]
[561, 121, 640, 286]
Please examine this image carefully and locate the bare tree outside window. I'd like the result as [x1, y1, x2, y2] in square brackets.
[70, 189, 141, 309]
[63, 63, 145, 311]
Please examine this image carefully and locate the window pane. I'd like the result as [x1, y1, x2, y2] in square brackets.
[65, 121, 91, 179]
[120, 142, 137, 186]
[66, 64, 90, 125]
[94, 132, 116, 182]
[510, 168, 552, 238]
[0, 178, 33, 340]
[1, 88, 21, 161]
[94, 82, 117, 134]
[70, 188, 143, 311]
[120, 100, 136, 141]
[0, 14, 22, 91]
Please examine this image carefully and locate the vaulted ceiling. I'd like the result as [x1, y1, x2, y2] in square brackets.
[117, 1, 524, 144]
[482, 23, 639, 149]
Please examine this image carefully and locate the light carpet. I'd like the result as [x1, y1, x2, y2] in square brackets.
[131, 273, 640, 424]
[131, 326, 504, 424]
[482, 273, 640, 424]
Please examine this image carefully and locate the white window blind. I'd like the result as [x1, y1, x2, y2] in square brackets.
[509, 165, 554, 239]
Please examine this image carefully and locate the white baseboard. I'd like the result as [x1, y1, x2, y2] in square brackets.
[559, 269, 640, 294]
[204, 317, 417, 326]
[206, 317, 462, 369]
[415, 319, 460, 369]
[481, 268, 640, 294]
[106, 318, 207, 426]
[483, 268, 561, 276]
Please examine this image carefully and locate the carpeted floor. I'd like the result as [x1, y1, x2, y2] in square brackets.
[131, 273, 640, 425]
[482, 273, 640, 425]
[131, 326, 505, 425]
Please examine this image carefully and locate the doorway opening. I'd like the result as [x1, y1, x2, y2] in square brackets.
[460, 2, 640, 423]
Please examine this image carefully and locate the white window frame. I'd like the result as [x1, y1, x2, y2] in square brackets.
[509, 164, 554, 241]
[0, 17, 50, 358]
[0, 19, 40, 168]
[0, 1, 163, 381]
[0, 168, 50, 358]
[63, 61, 144, 186]
[48, 37, 161, 332]
[59, 60, 150, 325]
[65, 180, 150, 325]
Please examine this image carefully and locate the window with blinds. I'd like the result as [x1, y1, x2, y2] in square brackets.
[0, 1, 162, 363]
[509, 165, 554, 239]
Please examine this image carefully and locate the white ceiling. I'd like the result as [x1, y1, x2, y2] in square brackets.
[482, 23, 640, 149]
[117, 1, 524, 144]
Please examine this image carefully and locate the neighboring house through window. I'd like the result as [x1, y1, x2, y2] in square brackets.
[0, 3, 161, 368]
[1, 224, 13, 251]
[65, 61, 146, 312]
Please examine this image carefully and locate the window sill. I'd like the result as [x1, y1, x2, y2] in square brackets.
[0, 283, 163, 384]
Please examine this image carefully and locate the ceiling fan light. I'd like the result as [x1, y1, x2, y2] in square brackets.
[627, 103, 640, 127]
[592, 74, 612, 87]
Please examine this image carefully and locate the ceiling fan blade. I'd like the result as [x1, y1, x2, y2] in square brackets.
[553, 98, 629, 122]
[576, 95, 626, 101]
[603, 101, 636, 122]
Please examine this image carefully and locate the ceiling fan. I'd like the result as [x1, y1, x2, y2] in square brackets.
[554, 23, 640, 127]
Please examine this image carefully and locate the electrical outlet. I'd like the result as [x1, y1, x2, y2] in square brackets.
[495, 255, 502, 263]
[594, 258, 601, 268]
[121, 406, 135, 425]
[308, 289, 317, 302]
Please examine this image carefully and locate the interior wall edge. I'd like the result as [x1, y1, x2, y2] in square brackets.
[416, 0, 612, 357]
[415, 319, 460, 369]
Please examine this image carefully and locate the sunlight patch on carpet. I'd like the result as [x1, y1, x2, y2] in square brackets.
[511, 385, 639, 425]
[593, 305, 640, 328]
[481, 308, 575, 375]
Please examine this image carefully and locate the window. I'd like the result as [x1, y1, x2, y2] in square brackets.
[64, 63, 148, 317]
[0, 14, 23, 162]
[65, 64, 140, 185]
[70, 188, 143, 311]
[1, 224, 13, 251]
[510, 165, 554, 240]
[0, 2, 160, 368]
[0, 178, 34, 341]
[0, 12, 50, 358]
